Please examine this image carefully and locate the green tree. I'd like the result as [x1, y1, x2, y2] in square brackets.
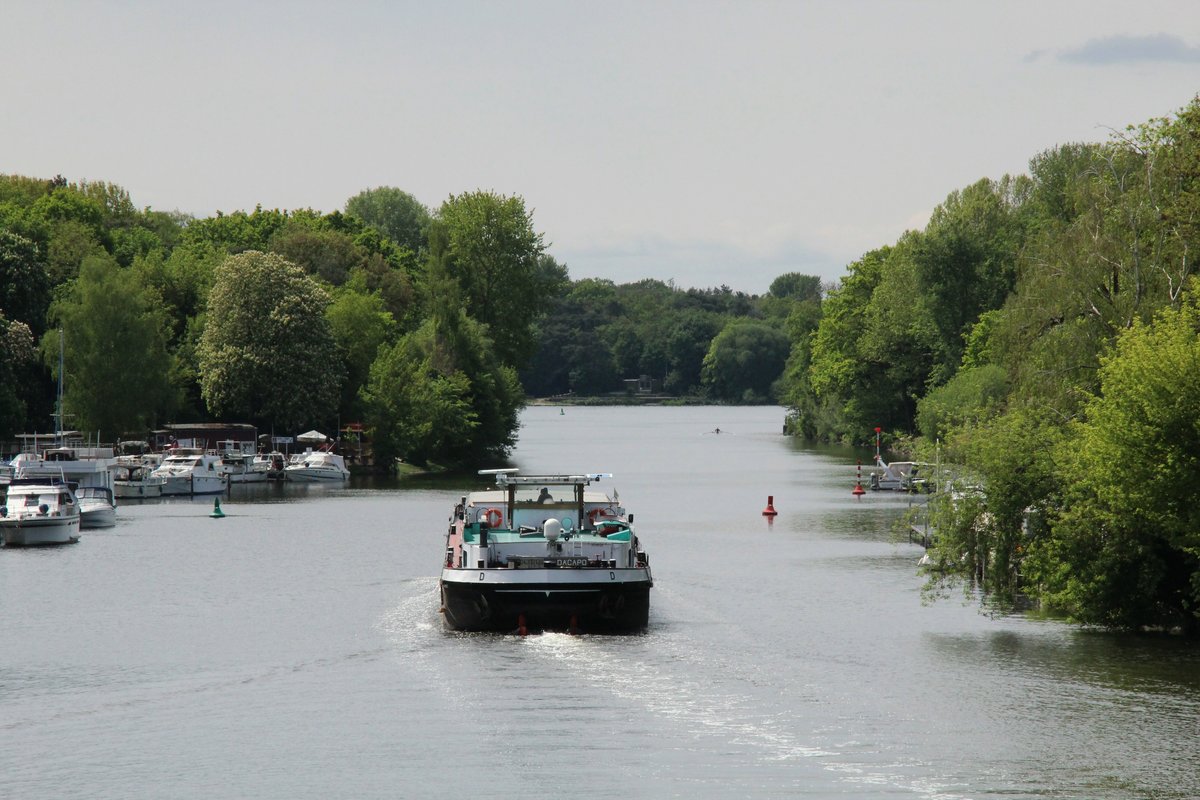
[269, 222, 363, 286]
[664, 310, 722, 395]
[180, 206, 290, 255]
[41, 254, 179, 436]
[0, 230, 51, 333]
[805, 248, 894, 440]
[701, 320, 790, 402]
[45, 219, 104, 283]
[0, 314, 37, 437]
[326, 282, 398, 421]
[29, 186, 110, 250]
[915, 364, 1007, 441]
[362, 311, 522, 469]
[778, 282, 825, 437]
[912, 177, 1023, 374]
[197, 251, 343, 431]
[920, 407, 1061, 609]
[435, 191, 562, 367]
[345, 187, 431, 255]
[768, 272, 822, 302]
[520, 278, 621, 397]
[1033, 296, 1200, 632]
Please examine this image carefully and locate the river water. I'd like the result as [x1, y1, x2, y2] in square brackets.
[1, 405, 1197, 799]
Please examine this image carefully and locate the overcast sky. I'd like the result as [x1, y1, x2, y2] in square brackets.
[4, 1, 1199, 293]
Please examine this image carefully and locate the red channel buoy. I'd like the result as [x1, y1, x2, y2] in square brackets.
[762, 496, 778, 516]
[852, 460, 866, 497]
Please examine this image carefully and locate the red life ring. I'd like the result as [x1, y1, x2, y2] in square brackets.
[483, 507, 503, 528]
[587, 507, 616, 524]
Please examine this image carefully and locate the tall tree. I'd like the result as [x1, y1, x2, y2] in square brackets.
[701, 320, 791, 402]
[0, 230, 51, 333]
[326, 282, 398, 421]
[197, 251, 343, 431]
[361, 311, 521, 469]
[0, 314, 36, 437]
[520, 278, 621, 397]
[345, 187, 431, 256]
[912, 177, 1023, 373]
[42, 254, 179, 436]
[435, 191, 563, 367]
[269, 222, 364, 286]
[805, 248, 892, 440]
[1032, 295, 1200, 632]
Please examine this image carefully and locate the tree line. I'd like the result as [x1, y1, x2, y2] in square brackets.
[0, 179, 809, 470]
[777, 95, 1200, 634]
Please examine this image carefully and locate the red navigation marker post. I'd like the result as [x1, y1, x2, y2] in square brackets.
[762, 496, 778, 517]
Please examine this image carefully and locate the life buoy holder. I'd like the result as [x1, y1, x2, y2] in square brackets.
[587, 507, 616, 525]
[483, 507, 503, 528]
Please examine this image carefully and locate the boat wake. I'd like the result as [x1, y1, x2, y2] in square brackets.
[514, 592, 971, 800]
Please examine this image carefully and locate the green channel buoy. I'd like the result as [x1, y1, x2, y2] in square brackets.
[210, 497, 226, 518]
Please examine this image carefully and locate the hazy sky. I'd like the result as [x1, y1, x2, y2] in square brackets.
[4, 1, 1199, 293]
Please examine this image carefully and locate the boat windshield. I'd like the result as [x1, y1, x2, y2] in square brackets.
[165, 457, 201, 467]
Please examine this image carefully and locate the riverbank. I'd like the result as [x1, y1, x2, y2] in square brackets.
[527, 394, 728, 406]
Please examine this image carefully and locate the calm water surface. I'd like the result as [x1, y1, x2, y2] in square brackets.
[2, 406, 1197, 799]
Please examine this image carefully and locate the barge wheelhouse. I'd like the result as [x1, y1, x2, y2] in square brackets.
[440, 470, 652, 633]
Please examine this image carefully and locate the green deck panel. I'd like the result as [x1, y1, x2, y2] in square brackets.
[463, 521, 615, 543]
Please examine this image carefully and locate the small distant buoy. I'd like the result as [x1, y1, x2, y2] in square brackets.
[762, 495, 778, 516]
[852, 460, 866, 497]
[210, 498, 226, 518]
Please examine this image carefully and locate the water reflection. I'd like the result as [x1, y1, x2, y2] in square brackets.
[926, 627, 1200, 696]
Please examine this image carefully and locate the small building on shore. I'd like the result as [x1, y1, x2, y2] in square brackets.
[153, 423, 257, 452]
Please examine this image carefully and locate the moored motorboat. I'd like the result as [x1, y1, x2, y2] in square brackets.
[217, 452, 270, 484]
[870, 455, 926, 492]
[11, 446, 119, 526]
[111, 458, 166, 499]
[0, 478, 82, 546]
[440, 470, 652, 633]
[76, 485, 117, 528]
[150, 449, 228, 496]
[284, 450, 350, 482]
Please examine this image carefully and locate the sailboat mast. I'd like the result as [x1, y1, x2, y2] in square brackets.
[56, 327, 64, 442]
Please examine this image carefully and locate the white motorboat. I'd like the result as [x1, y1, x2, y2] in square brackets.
[284, 450, 350, 482]
[11, 447, 119, 525]
[870, 455, 925, 492]
[111, 458, 166, 499]
[150, 450, 228, 496]
[76, 485, 117, 528]
[218, 452, 270, 484]
[440, 470, 653, 633]
[1, 478, 82, 546]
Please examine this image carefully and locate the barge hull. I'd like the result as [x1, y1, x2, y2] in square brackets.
[440, 575, 650, 633]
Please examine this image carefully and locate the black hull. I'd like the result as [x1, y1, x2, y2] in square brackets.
[440, 578, 650, 633]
